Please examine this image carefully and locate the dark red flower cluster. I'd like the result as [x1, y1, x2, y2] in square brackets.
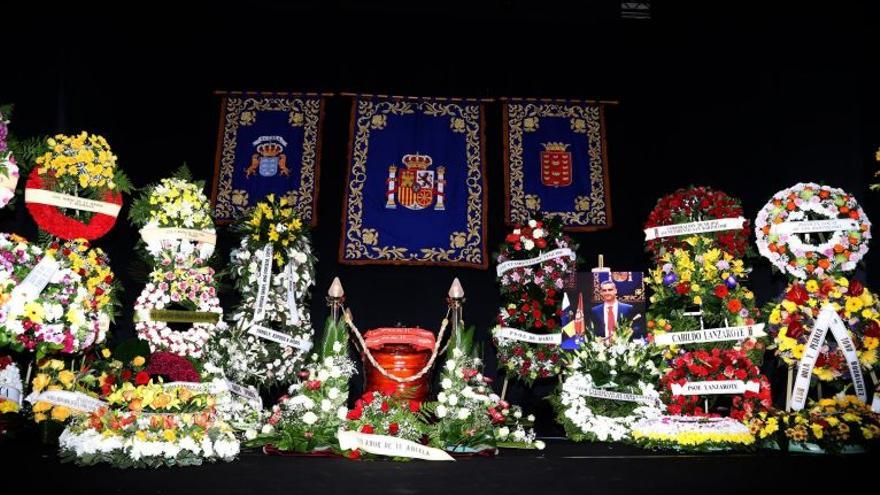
[145, 352, 201, 383]
[644, 186, 751, 260]
[660, 348, 772, 421]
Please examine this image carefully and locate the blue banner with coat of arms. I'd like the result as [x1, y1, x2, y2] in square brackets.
[503, 99, 613, 231]
[340, 96, 488, 268]
[212, 92, 325, 224]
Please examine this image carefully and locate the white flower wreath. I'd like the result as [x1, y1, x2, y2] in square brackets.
[135, 263, 224, 359]
[211, 236, 315, 388]
[755, 182, 871, 279]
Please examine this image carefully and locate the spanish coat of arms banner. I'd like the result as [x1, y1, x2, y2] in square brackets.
[340, 95, 488, 268]
[503, 99, 613, 231]
[212, 92, 325, 224]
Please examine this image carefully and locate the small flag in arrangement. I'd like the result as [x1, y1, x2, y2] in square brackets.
[561, 293, 586, 350]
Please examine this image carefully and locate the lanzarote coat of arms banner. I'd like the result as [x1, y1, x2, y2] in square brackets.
[340, 95, 488, 268]
[503, 98, 613, 231]
[212, 92, 326, 224]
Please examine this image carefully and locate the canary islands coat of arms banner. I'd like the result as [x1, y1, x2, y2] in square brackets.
[340, 95, 488, 268]
[212, 92, 326, 224]
[503, 99, 613, 231]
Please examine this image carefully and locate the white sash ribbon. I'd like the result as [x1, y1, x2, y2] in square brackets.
[496, 248, 575, 276]
[791, 305, 867, 410]
[671, 380, 761, 396]
[567, 382, 656, 405]
[644, 217, 745, 241]
[252, 244, 274, 324]
[493, 327, 562, 345]
[225, 380, 263, 409]
[0, 384, 21, 404]
[337, 430, 454, 461]
[27, 390, 107, 413]
[771, 219, 859, 236]
[653, 324, 767, 346]
[139, 227, 217, 246]
[284, 262, 301, 325]
[248, 324, 313, 351]
[25, 188, 121, 216]
[4, 255, 59, 316]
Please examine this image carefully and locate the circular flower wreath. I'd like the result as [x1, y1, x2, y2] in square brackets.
[135, 256, 224, 360]
[645, 186, 751, 261]
[494, 217, 577, 383]
[0, 111, 20, 209]
[646, 236, 766, 364]
[660, 348, 772, 421]
[768, 276, 880, 383]
[553, 332, 664, 443]
[129, 171, 216, 261]
[211, 195, 315, 389]
[756, 182, 871, 279]
[0, 235, 117, 357]
[26, 133, 130, 240]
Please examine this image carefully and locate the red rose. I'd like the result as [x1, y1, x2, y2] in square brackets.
[849, 279, 864, 297]
[381, 401, 389, 413]
[120, 370, 132, 382]
[535, 238, 547, 249]
[727, 299, 742, 314]
[104, 374, 116, 385]
[534, 320, 543, 329]
[675, 282, 691, 295]
[714, 285, 729, 298]
[360, 424, 374, 434]
[409, 400, 421, 413]
[865, 320, 880, 339]
[361, 392, 375, 404]
[388, 422, 399, 435]
[346, 408, 363, 421]
[135, 371, 150, 386]
[785, 284, 809, 305]
[505, 233, 521, 243]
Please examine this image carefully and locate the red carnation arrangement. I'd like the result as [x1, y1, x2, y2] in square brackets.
[660, 348, 772, 421]
[24, 132, 130, 240]
[644, 186, 751, 261]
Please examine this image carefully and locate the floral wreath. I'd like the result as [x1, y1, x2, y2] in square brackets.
[552, 330, 664, 443]
[0, 109, 20, 209]
[746, 396, 880, 454]
[0, 236, 117, 358]
[644, 186, 751, 261]
[494, 216, 577, 383]
[212, 195, 315, 389]
[25, 133, 131, 240]
[135, 258, 224, 360]
[630, 415, 755, 451]
[646, 236, 766, 364]
[756, 182, 871, 279]
[252, 317, 357, 453]
[768, 276, 880, 383]
[59, 376, 240, 467]
[659, 348, 772, 421]
[128, 167, 216, 261]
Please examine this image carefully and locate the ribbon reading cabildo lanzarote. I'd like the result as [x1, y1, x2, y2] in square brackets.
[653, 324, 767, 346]
[791, 305, 867, 410]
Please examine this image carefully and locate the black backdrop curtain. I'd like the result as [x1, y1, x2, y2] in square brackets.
[2, 2, 878, 432]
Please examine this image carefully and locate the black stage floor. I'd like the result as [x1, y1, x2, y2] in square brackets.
[2, 437, 876, 494]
